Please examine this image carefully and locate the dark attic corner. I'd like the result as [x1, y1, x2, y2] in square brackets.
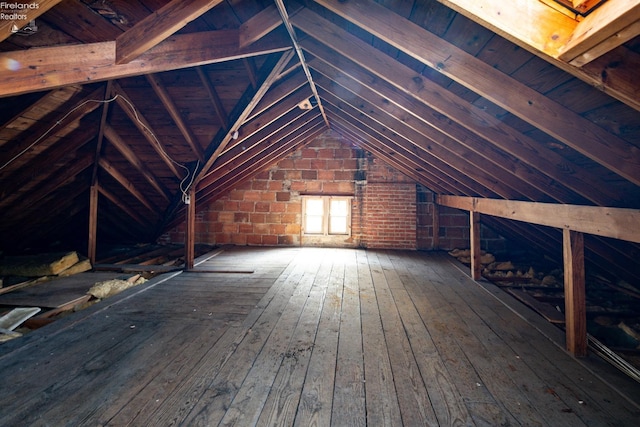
[1, 0, 640, 424]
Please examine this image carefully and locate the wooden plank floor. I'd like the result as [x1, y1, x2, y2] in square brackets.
[0, 247, 638, 426]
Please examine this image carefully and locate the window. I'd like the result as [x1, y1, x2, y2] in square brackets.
[303, 196, 351, 236]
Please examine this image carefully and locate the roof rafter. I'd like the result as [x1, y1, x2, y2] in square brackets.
[0, 29, 292, 98]
[115, 0, 224, 64]
[294, 8, 623, 206]
[435, 0, 640, 110]
[313, 0, 640, 186]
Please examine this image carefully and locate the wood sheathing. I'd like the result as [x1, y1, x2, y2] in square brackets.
[0, 0, 638, 290]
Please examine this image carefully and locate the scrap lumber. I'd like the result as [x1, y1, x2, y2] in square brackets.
[0, 252, 80, 277]
[0, 307, 41, 331]
[507, 288, 566, 324]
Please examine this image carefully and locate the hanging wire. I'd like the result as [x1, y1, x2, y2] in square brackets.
[0, 92, 199, 201]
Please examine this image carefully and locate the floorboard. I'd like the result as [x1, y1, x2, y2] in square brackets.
[0, 247, 638, 426]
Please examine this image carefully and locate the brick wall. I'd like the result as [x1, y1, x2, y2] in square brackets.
[161, 131, 507, 252]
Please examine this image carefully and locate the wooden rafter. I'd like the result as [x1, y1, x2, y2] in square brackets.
[246, 69, 308, 122]
[437, 195, 640, 243]
[0, 30, 292, 98]
[313, 0, 640, 186]
[435, 0, 640, 110]
[295, 10, 623, 206]
[103, 125, 172, 203]
[115, 0, 224, 64]
[239, 4, 282, 48]
[92, 81, 114, 185]
[195, 50, 297, 183]
[200, 106, 315, 188]
[97, 184, 148, 226]
[112, 82, 183, 179]
[196, 67, 229, 132]
[98, 157, 160, 214]
[146, 74, 205, 161]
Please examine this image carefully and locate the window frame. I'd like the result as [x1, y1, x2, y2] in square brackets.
[302, 195, 352, 236]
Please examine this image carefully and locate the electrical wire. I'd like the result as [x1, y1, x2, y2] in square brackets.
[0, 92, 198, 202]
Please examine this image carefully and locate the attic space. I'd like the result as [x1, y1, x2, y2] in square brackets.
[1, 0, 640, 422]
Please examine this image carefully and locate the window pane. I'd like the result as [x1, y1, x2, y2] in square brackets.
[306, 216, 324, 234]
[306, 198, 324, 215]
[330, 199, 348, 215]
[329, 216, 347, 234]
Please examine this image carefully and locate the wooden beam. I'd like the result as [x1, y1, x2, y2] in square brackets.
[146, 74, 205, 161]
[115, 0, 223, 64]
[98, 157, 160, 214]
[103, 125, 171, 203]
[112, 82, 183, 179]
[97, 184, 148, 227]
[437, 195, 640, 243]
[195, 50, 296, 182]
[185, 187, 196, 270]
[0, 30, 292, 98]
[239, 4, 282, 48]
[315, 71, 545, 201]
[563, 229, 587, 357]
[313, 0, 640, 185]
[436, 0, 575, 57]
[432, 202, 440, 250]
[92, 82, 114, 186]
[558, 0, 640, 63]
[88, 185, 98, 264]
[0, 0, 62, 43]
[435, 0, 640, 111]
[197, 66, 229, 131]
[275, 0, 330, 128]
[294, 9, 623, 206]
[470, 211, 481, 280]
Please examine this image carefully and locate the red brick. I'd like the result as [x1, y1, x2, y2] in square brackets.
[218, 212, 234, 222]
[243, 191, 262, 201]
[238, 223, 253, 234]
[252, 180, 268, 190]
[286, 224, 301, 234]
[310, 159, 327, 170]
[271, 170, 286, 180]
[262, 235, 278, 245]
[254, 223, 270, 234]
[290, 181, 306, 191]
[266, 213, 281, 223]
[255, 202, 270, 212]
[301, 148, 317, 159]
[268, 181, 282, 191]
[302, 170, 317, 180]
[217, 233, 231, 244]
[342, 159, 359, 170]
[254, 171, 270, 180]
[294, 159, 311, 169]
[287, 170, 302, 180]
[334, 170, 354, 181]
[287, 203, 301, 213]
[234, 212, 250, 223]
[281, 213, 298, 223]
[247, 234, 263, 245]
[317, 170, 335, 180]
[251, 213, 266, 223]
[270, 202, 287, 212]
[222, 223, 238, 233]
[239, 201, 255, 212]
[223, 200, 239, 211]
[260, 192, 276, 202]
[229, 190, 244, 201]
[317, 148, 334, 159]
[276, 159, 294, 169]
[278, 235, 294, 245]
[335, 148, 353, 159]
[276, 192, 291, 201]
[231, 234, 247, 245]
[271, 224, 286, 234]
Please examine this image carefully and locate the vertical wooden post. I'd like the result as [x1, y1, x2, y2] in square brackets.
[88, 185, 98, 265]
[185, 187, 196, 271]
[470, 211, 481, 280]
[563, 229, 587, 357]
[432, 201, 440, 249]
